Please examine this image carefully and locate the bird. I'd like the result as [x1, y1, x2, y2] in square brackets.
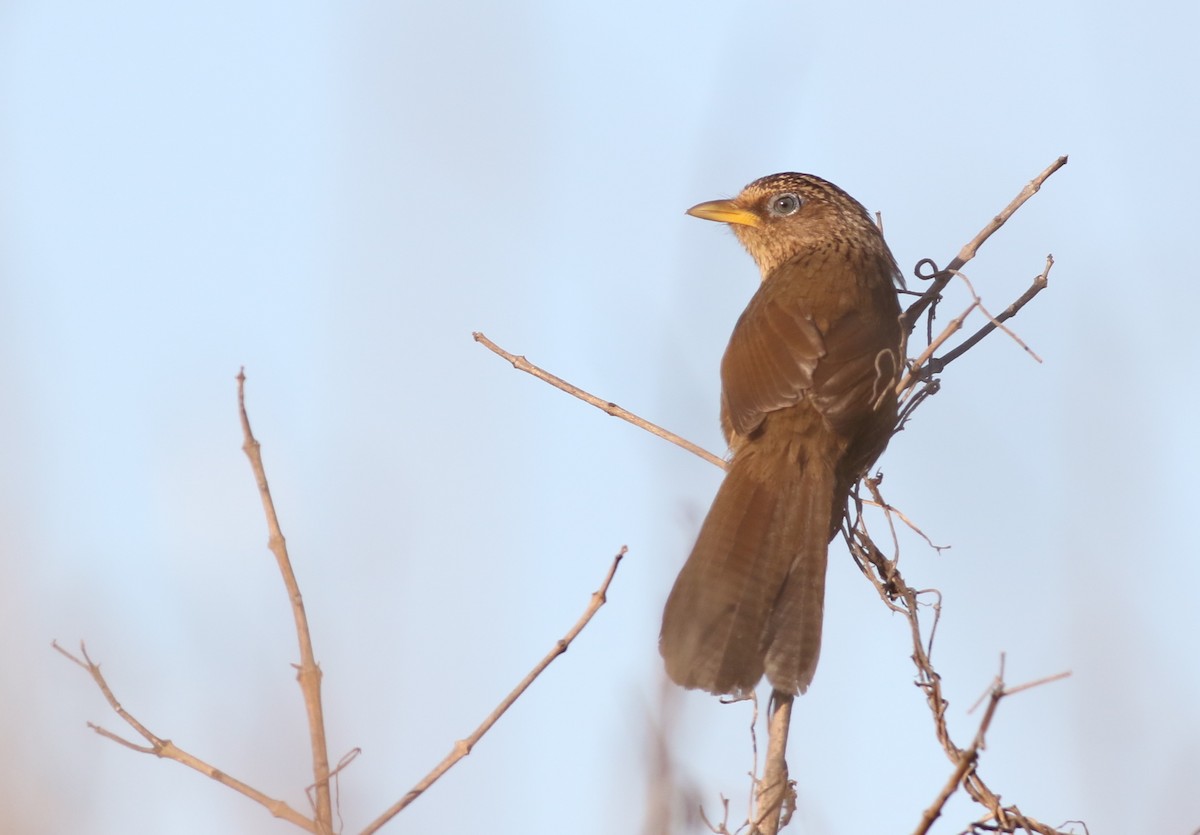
[660, 172, 904, 697]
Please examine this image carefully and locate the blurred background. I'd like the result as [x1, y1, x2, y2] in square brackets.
[2, 2, 1197, 833]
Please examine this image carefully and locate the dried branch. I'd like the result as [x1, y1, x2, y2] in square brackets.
[238, 370, 334, 834]
[926, 256, 1053, 375]
[51, 370, 340, 833]
[952, 272, 1043, 363]
[897, 265, 1051, 445]
[860, 494, 950, 553]
[902, 156, 1067, 331]
[913, 661, 1070, 835]
[473, 331, 727, 471]
[698, 795, 736, 835]
[898, 294, 981, 397]
[848, 489, 1075, 835]
[52, 641, 316, 832]
[751, 692, 795, 835]
[361, 546, 628, 835]
[898, 258, 1051, 406]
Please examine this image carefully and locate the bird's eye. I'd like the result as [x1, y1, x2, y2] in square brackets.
[768, 193, 802, 217]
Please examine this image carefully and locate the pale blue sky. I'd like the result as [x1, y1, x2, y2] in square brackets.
[3, 2, 1198, 833]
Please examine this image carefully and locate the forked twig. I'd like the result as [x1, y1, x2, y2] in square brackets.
[52, 372, 342, 834]
[902, 156, 1067, 330]
[912, 660, 1072, 835]
[927, 257, 1053, 374]
[52, 640, 317, 832]
[898, 258, 1051, 401]
[58, 371, 628, 835]
[849, 488, 1075, 835]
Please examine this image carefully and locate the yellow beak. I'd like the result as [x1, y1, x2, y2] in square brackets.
[686, 199, 762, 228]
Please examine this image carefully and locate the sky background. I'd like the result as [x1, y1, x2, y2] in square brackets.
[2, 2, 1198, 834]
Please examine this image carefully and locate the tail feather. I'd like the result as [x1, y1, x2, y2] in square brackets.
[660, 444, 835, 696]
[761, 471, 831, 694]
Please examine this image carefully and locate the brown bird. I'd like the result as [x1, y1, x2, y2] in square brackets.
[660, 173, 904, 697]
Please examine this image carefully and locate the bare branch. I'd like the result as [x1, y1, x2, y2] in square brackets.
[897, 255, 1052, 421]
[473, 331, 727, 471]
[859, 495, 950, 553]
[955, 272, 1043, 363]
[848, 488, 1077, 835]
[902, 156, 1067, 330]
[927, 256, 1053, 374]
[238, 369, 334, 834]
[362, 546, 628, 835]
[913, 669, 1005, 835]
[52, 641, 316, 832]
[1002, 670, 1073, 699]
[751, 692, 794, 835]
[698, 795, 736, 835]
[53, 373, 344, 833]
[897, 296, 981, 397]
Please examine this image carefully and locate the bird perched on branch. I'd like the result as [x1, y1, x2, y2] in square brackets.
[660, 173, 904, 697]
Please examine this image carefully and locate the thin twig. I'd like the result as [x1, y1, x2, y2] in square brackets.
[928, 256, 1053, 374]
[1002, 670, 1072, 698]
[698, 795, 736, 835]
[948, 271, 1044, 364]
[859, 496, 950, 553]
[52, 641, 316, 832]
[361, 546, 628, 835]
[237, 369, 334, 834]
[897, 298, 980, 397]
[473, 332, 727, 471]
[850, 487, 1076, 835]
[748, 692, 760, 828]
[915, 661, 1072, 835]
[902, 156, 1067, 331]
[912, 672, 1002, 835]
[898, 258, 1050, 408]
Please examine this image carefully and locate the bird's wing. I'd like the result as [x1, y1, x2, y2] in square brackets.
[720, 292, 826, 438]
[808, 308, 901, 439]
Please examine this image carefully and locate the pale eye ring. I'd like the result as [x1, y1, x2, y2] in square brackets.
[768, 192, 802, 216]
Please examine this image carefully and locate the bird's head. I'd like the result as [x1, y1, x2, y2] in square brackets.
[687, 172, 886, 280]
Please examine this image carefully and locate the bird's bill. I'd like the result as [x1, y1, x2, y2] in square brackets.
[685, 199, 762, 228]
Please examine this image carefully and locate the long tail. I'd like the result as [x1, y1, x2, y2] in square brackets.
[659, 441, 835, 696]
